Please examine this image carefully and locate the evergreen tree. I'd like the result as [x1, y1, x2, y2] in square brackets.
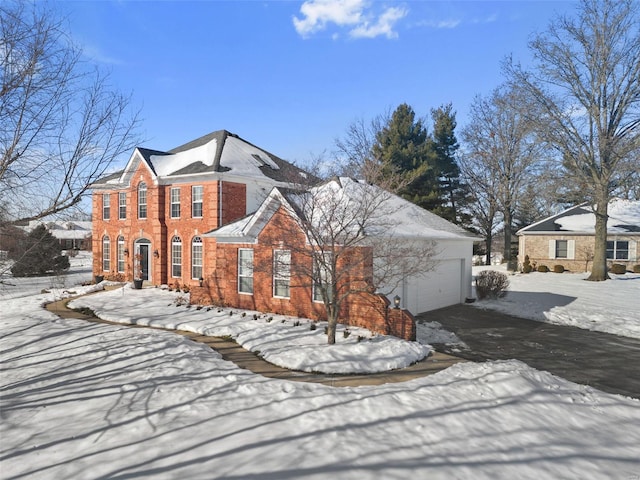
[371, 104, 439, 209]
[10, 224, 70, 277]
[430, 104, 471, 226]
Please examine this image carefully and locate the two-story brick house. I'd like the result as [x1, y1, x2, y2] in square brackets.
[90, 130, 310, 285]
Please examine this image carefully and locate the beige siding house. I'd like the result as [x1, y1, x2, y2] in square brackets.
[517, 199, 639, 273]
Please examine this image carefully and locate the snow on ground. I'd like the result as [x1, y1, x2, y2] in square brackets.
[2, 253, 640, 478]
[472, 265, 640, 339]
[68, 287, 429, 374]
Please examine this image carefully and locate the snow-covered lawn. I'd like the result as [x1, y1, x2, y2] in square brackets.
[2, 253, 640, 478]
[472, 265, 640, 339]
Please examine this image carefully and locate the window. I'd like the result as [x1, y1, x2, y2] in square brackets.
[192, 236, 203, 280]
[607, 240, 629, 260]
[549, 239, 574, 259]
[238, 249, 254, 294]
[273, 250, 290, 298]
[102, 235, 110, 271]
[192, 186, 203, 218]
[138, 182, 147, 219]
[171, 236, 182, 277]
[313, 253, 333, 303]
[117, 236, 125, 273]
[555, 240, 568, 259]
[102, 194, 110, 220]
[118, 192, 126, 219]
[170, 187, 181, 218]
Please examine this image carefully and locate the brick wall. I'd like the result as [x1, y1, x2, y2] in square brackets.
[92, 160, 247, 286]
[519, 234, 639, 272]
[194, 206, 417, 340]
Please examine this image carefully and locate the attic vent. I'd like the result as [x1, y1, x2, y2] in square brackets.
[251, 154, 280, 170]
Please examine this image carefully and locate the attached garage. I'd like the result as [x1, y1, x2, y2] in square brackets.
[403, 259, 465, 314]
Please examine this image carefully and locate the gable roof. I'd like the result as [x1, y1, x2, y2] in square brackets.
[206, 177, 478, 243]
[517, 199, 640, 235]
[91, 130, 311, 187]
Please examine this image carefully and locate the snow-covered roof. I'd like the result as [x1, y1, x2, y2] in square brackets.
[206, 177, 477, 243]
[24, 221, 92, 240]
[91, 130, 310, 187]
[517, 199, 640, 235]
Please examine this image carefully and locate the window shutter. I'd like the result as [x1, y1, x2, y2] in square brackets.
[567, 240, 575, 260]
[549, 240, 556, 259]
[629, 240, 637, 261]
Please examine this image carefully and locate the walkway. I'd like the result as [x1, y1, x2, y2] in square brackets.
[45, 299, 464, 388]
[417, 304, 640, 399]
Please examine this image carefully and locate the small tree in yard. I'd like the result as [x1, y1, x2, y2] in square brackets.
[10, 224, 69, 277]
[475, 270, 509, 300]
[264, 176, 437, 345]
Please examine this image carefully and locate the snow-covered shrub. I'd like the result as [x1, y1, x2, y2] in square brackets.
[475, 270, 509, 300]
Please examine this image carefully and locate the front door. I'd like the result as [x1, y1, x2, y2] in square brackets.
[138, 244, 150, 281]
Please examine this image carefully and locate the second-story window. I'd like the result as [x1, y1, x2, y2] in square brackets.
[192, 186, 203, 218]
[102, 194, 110, 220]
[170, 187, 181, 218]
[138, 182, 147, 219]
[118, 192, 126, 220]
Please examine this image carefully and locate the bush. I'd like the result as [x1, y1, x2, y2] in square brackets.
[633, 265, 640, 273]
[537, 265, 549, 273]
[610, 263, 627, 274]
[522, 255, 532, 274]
[553, 264, 565, 273]
[475, 270, 509, 300]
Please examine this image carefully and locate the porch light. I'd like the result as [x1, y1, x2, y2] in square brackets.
[199, 277, 204, 287]
[393, 295, 401, 309]
[124, 248, 129, 256]
[153, 249, 159, 258]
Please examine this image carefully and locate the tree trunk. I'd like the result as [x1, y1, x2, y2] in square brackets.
[485, 231, 493, 265]
[587, 191, 609, 281]
[503, 209, 513, 263]
[326, 303, 337, 345]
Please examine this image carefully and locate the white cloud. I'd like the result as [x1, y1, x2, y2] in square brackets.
[293, 0, 407, 39]
[416, 18, 461, 29]
[349, 6, 408, 39]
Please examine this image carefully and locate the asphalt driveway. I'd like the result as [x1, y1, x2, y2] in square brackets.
[416, 304, 640, 399]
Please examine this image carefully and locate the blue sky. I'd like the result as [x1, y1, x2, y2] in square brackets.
[62, 0, 575, 168]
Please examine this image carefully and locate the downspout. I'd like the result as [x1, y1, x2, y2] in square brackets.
[218, 180, 223, 228]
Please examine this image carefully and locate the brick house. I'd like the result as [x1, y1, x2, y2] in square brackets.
[517, 199, 639, 272]
[195, 177, 477, 340]
[90, 130, 310, 284]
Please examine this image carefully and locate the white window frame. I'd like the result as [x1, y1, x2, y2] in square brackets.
[191, 236, 203, 280]
[170, 187, 181, 218]
[549, 239, 575, 260]
[273, 250, 291, 299]
[102, 194, 110, 220]
[138, 182, 147, 219]
[171, 236, 182, 278]
[607, 240, 630, 260]
[102, 235, 110, 271]
[313, 252, 333, 303]
[118, 192, 126, 220]
[238, 248, 254, 294]
[192, 185, 203, 218]
[117, 236, 125, 273]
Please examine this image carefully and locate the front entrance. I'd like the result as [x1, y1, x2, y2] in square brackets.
[135, 238, 151, 282]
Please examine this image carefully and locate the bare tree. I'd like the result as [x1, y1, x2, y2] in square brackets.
[261, 174, 436, 344]
[460, 86, 545, 267]
[0, 2, 141, 223]
[506, 0, 640, 281]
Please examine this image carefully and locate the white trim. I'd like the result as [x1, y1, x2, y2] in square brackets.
[629, 240, 637, 262]
[549, 239, 556, 259]
[567, 239, 575, 260]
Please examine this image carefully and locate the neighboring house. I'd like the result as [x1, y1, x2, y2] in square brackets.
[516, 199, 640, 272]
[90, 130, 310, 284]
[195, 177, 477, 339]
[25, 220, 92, 250]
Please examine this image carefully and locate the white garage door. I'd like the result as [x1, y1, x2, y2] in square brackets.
[405, 259, 463, 314]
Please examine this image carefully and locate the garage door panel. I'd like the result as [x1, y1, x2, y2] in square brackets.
[407, 259, 462, 314]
